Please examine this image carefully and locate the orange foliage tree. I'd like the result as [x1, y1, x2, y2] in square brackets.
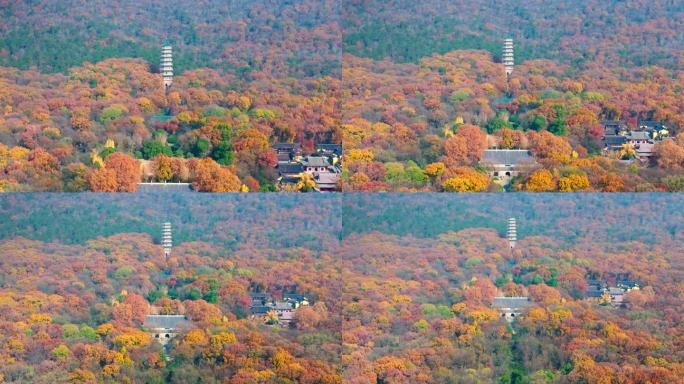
[190, 158, 241, 192]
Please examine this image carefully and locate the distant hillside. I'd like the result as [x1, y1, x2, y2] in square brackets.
[0, 0, 341, 77]
[342, 193, 684, 245]
[343, 0, 684, 69]
[0, 193, 341, 250]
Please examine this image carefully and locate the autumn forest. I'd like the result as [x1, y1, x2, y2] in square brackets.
[1, 193, 683, 383]
[1, 1, 683, 384]
[0, 0, 682, 191]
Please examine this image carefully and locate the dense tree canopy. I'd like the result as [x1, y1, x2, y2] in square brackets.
[341, 51, 684, 191]
[0, 194, 342, 382]
[1, 193, 683, 382]
[0, 1, 682, 192]
[0, 59, 341, 191]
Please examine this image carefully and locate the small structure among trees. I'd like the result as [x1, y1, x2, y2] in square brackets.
[492, 296, 534, 322]
[584, 272, 641, 307]
[482, 149, 536, 186]
[273, 142, 342, 191]
[143, 314, 190, 345]
[249, 291, 310, 327]
[601, 120, 669, 161]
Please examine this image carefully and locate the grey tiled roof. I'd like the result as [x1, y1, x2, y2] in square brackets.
[482, 150, 535, 165]
[638, 121, 665, 130]
[276, 162, 304, 174]
[626, 131, 651, 141]
[273, 143, 301, 151]
[492, 297, 534, 309]
[315, 143, 343, 156]
[280, 176, 301, 184]
[143, 315, 191, 329]
[586, 288, 604, 298]
[250, 306, 273, 315]
[137, 183, 194, 192]
[302, 156, 331, 167]
[604, 135, 628, 146]
[283, 293, 307, 302]
[275, 302, 295, 310]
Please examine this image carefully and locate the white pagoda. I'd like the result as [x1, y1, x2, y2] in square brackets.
[503, 39, 514, 76]
[507, 217, 517, 249]
[162, 222, 172, 257]
[160, 45, 173, 89]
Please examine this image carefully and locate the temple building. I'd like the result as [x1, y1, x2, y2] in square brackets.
[273, 142, 342, 192]
[144, 315, 190, 345]
[482, 149, 536, 186]
[492, 297, 534, 322]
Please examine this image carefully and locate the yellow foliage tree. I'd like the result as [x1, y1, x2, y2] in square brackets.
[272, 348, 295, 370]
[451, 303, 466, 314]
[42, 127, 62, 138]
[102, 364, 120, 377]
[113, 329, 152, 349]
[558, 174, 590, 192]
[183, 329, 209, 347]
[349, 172, 370, 190]
[68, 368, 97, 384]
[29, 313, 52, 324]
[210, 331, 237, 352]
[177, 111, 196, 126]
[238, 95, 252, 111]
[9, 146, 30, 159]
[425, 162, 446, 178]
[96, 323, 114, 336]
[526, 307, 549, 323]
[153, 155, 174, 182]
[443, 169, 489, 192]
[467, 307, 499, 323]
[52, 344, 71, 359]
[525, 170, 556, 192]
[619, 143, 637, 160]
[296, 173, 317, 192]
[136, 97, 155, 113]
[265, 310, 280, 325]
[90, 152, 105, 168]
[346, 149, 374, 163]
[373, 356, 410, 379]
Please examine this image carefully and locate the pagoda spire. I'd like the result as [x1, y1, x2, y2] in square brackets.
[503, 38, 514, 76]
[162, 222, 172, 258]
[160, 45, 173, 89]
[507, 217, 517, 249]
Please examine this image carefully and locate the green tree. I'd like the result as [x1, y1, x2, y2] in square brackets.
[100, 147, 116, 159]
[549, 105, 568, 136]
[142, 141, 172, 159]
[405, 161, 428, 186]
[201, 105, 228, 118]
[528, 115, 547, 131]
[449, 89, 472, 105]
[52, 344, 70, 359]
[193, 138, 210, 157]
[663, 176, 684, 192]
[99, 105, 127, 123]
[211, 141, 234, 166]
[486, 117, 511, 134]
